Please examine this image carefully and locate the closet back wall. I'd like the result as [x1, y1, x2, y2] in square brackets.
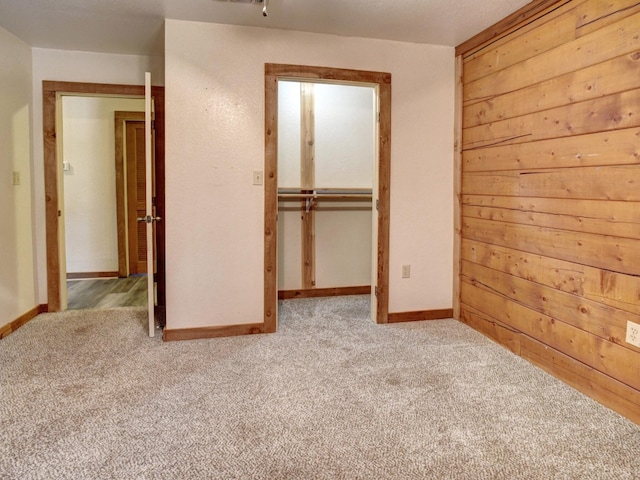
[62, 96, 145, 276]
[278, 81, 375, 291]
[457, 0, 640, 423]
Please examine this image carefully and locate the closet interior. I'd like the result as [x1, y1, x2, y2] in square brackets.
[277, 80, 377, 299]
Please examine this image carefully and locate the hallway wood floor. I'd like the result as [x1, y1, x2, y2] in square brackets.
[66, 276, 148, 309]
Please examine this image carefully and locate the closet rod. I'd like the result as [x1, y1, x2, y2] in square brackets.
[278, 187, 373, 193]
[278, 193, 373, 200]
[278, 187, 372, 194]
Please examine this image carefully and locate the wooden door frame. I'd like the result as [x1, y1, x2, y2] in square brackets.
[43, 81, 165, 314]
[264, 64, 391, 328]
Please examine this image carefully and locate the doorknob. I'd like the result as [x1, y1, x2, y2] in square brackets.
[137, 215, 162, 223]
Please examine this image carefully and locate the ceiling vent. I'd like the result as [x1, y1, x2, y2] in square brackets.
[213, 0, 264, 4]
[213, 0, 268, 16]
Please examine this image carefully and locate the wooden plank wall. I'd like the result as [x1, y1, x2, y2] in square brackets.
[458, 0, 640, 424]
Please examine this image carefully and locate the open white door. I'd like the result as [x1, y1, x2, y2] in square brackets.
[144, 72, 155, 337]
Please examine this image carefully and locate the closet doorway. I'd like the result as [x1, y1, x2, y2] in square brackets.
[264, 64, 391, 327]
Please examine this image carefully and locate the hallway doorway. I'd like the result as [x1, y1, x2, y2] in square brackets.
[42, 81, 165, 322]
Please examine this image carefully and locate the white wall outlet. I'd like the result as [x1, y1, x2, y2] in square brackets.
[402, 264, 410, 278]
[626, 321, 640, 348]
[253, 170, 263, 185]
[12, 171, 20, 186]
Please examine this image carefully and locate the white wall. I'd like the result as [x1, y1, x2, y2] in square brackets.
[62, 96, 145, 273]
[0, 26, 37, 329]
[31, 48, 163, 302]
[314, 83, 375, 188]
[165, 20, 454, 330]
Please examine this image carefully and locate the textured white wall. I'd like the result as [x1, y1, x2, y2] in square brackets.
[165, 20, 454, 329]
[31, 48, 163, 303]
[61, 96, 144, 273]
[0, 26, 37, 328]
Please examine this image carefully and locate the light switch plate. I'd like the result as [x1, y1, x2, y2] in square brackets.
[253, 170, 263, 185]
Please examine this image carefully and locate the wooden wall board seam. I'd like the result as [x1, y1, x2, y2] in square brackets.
[575, 1, 640, 32]
[463, 11, 640, 105]
[462, 88, 640, 150]
[460, 238, 640, 317]
[462, 128, 640, 173]
[457, 0, 570, 58]
[461, 216, 640, 276]
[464, 52, 640, 128]
[461, 258, 640, 351]
[463, 0, 640, 84]
[462, 1, 581, 84]
[461, 165, 640, 202]
[461, 202, 640, 241]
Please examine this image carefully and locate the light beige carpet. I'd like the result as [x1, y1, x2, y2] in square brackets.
[1, 296, 639, 479]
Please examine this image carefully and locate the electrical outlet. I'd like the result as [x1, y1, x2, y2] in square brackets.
[253, 170, 263, 185]
[626, 321, 640, 348]
[402, 264, 410, 278]
[12, 171, 20, 186]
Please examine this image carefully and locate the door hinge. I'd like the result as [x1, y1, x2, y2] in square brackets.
[375, 286, 378, 297]
[151, 120, 156, 130]
[376, 199, 379, 211]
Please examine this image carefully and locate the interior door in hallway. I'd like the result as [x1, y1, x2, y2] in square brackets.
[126, 120, 151, 275]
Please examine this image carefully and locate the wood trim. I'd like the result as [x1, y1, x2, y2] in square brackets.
[264, 64, 391, 330]
[114, 111, 145, 278]
[264, 69, 279, 332]
[43, 85, 60, 311]
[455, 0, 568, 57]
[163, 323, 268, 342]
[453, 55, 463, 321]
[151, 86, 166, 315]
[0, 305, 48, 340]
[387, 309, 454, 324]
[43, 81, 165, 313]
[278, 286, 370, 300]
[67, 271, 119, 279]
[376, 78, 391, 324]
[300, 83, 316, 289]
[265, 64, 392, 85]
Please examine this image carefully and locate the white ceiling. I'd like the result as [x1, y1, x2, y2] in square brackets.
[0, 0, 532, 56]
